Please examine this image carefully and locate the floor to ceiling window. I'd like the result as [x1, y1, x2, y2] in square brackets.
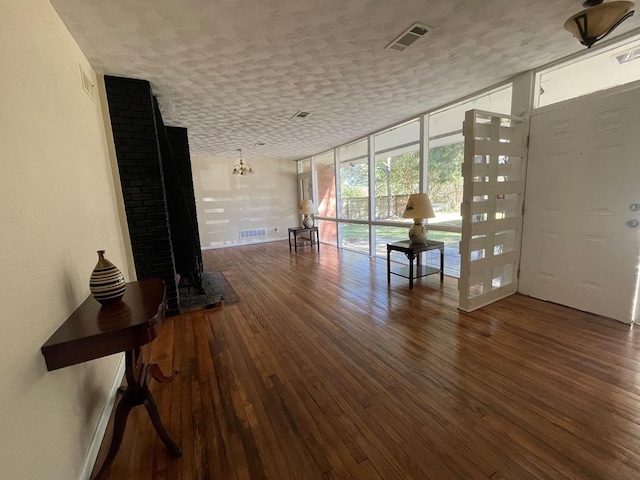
[372, 119, 421, 259]
[314, 150, 337, 245]
[374, 119, 420, 222]
[302, 84, 513, 278]
[337, 139, 370, 254]
[338, 139, 369, 222]
[425, 86, 512, 275]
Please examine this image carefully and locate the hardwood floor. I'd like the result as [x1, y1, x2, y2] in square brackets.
[100, 241, 640, 480]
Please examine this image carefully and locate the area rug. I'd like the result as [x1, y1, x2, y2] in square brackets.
[178, 271, 240, 312]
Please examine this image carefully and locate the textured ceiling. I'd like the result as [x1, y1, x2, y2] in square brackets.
[50, 0, 637, 161]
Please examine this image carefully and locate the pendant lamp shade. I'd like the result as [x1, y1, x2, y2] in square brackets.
[564, 1, 635, 48]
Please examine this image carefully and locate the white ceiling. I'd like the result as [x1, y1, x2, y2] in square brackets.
[50, 0, 637, 161]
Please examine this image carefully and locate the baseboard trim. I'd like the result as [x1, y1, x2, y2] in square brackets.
[78, 354, 126, 480]
[201, 236, 287, 250]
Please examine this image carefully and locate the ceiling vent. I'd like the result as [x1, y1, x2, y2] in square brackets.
[615, 46, 640, 64]
[291, 111, 310, 119]
[385, 23, 432, 51]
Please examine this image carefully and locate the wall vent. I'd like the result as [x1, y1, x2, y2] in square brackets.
[239, 228, 267, 239]
[385, 23, 432, 52]
[291, 111, 310, 119]
[80, 65, 96, 102]
[615, 47, 640, 64]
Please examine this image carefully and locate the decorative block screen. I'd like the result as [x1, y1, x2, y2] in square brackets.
[458, 110, 526, 312]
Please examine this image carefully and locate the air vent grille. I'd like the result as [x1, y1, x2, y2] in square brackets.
[615, 47, 640, 64]
[291, 111, 310, 119]
[79, 65, 96, 102]
[239, 228, 267, 239]
[385, 23, 432, 52]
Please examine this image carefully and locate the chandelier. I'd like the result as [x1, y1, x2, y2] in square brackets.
[232, 149, 254, 175]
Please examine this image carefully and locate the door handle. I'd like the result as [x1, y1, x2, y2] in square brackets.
[630, 203, 640, 212]
[627, 219, 639, 228]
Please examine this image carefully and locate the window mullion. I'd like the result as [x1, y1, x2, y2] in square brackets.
[421, 114, 429, 194]
[368, 134, 375, 256]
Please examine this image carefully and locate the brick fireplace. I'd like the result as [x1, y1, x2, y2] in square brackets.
[103, 75, 203, 315]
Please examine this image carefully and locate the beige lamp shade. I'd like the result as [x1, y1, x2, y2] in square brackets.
[299, 199, 316, 215]
[564, 1, 635, 48]
[401, 193, 435, 243]
[299, 199, 316, 228]
[402, 193, 435, 220]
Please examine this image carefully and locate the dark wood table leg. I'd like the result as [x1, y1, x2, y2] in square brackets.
[144, 390, 182, 456]
[92, 392, 134, 480]
[407, 252, 415, 289]
[440, 247, 444, 282]
[91, 349, 181, 480]
[288, 231, 292, 251]
[387, 247, 391, 284]
[316, 230, 320, 252]
[294, 231, 298, 252]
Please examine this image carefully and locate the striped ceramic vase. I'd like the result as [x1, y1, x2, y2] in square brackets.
[90, 250, 126, 305]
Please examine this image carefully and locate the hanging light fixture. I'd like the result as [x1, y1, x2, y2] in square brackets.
[232, 149, 254, 175]
[564, 0, 635, 48]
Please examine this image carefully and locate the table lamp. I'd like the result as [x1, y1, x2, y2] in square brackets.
[401, 193, 435, 243]
[299, 199, 316, 228]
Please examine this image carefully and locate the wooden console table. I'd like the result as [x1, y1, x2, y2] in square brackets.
[387, 240, 445, 289]
[41, 278, 181, 480]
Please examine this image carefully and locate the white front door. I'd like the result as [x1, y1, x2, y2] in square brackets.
[520, 83, 640, 323]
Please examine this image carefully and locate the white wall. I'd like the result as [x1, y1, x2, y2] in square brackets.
[0, 1, 130, 478]
[192, 155, 299, 248]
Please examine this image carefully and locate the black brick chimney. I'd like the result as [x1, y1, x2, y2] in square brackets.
[153, 99, 204, 289]
[103, 75, 203, 315]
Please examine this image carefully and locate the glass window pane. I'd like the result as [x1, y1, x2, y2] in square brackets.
[373, 227, 460, 278]
[300, 175, 313, 201]
[428, 230, 461, 278]
[427, 141, 464, 228]
[297, 158, 311, 174]
[315, 151, 336, 218]
[428, 86, 512, 146]
[537, 36, 640, 108]
[339, 139, 369, 220]
[374, 120, 420, 222]
[316, 219, 337, 245]
[339, 222, 369, 254]
[428, 86, 512, 229]
[374, 225, 410, 258]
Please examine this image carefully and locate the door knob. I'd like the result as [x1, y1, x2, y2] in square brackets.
[630, 203, 640, 212]
[627, 219, 639, 228]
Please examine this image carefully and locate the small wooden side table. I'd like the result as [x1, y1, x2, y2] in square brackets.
[288, 226, 320, 252]
[41, 279, 181, 480]
[387, 240, 445, 289]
